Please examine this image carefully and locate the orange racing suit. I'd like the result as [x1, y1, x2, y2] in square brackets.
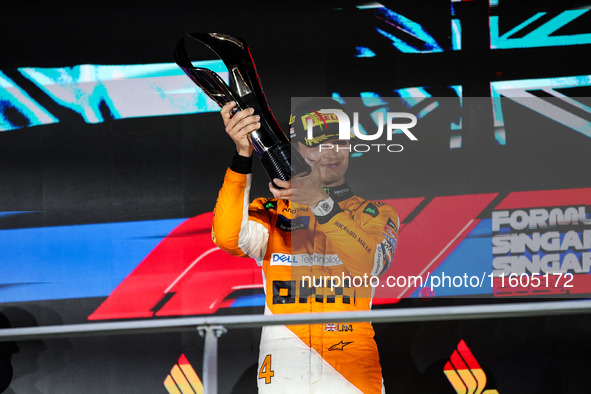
[212, 156, 399, 393]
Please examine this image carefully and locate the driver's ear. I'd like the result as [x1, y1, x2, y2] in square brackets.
[295, 141, 304, 153]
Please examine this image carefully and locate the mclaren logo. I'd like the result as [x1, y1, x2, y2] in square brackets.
[443, 340, 499, 394]
[263, 200, 277, 210]
[164, 354, 203, 394]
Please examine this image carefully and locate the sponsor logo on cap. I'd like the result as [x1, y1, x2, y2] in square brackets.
[300, 111, 340, 130]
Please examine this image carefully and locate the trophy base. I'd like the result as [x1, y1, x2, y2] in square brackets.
[260, 143, 311, 189]
[261, 144, 291, 184]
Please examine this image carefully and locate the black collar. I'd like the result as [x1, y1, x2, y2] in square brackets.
[322, 183, 353, 202]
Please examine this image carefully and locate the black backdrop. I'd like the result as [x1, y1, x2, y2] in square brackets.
[1, 1, 591, 393]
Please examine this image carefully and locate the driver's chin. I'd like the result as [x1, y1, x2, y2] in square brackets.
[320, 171, 345, 187]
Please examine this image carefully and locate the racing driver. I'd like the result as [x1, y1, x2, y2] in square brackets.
[212, 98, 399, 393]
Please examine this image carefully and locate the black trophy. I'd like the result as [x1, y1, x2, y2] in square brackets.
[173, 33, 310, 183]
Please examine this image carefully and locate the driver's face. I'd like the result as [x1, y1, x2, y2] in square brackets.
[297, 140, 350, 187]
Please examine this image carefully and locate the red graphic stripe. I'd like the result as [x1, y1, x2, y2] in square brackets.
[154, 256, 262, 316]
[372, 197, 423, 305]
[379, 197, 424, 225]
[375, 193, 498, 300]
[495, 187, 591, 210]
[96, 187, 591, 317]
[89, 212, 261, 320]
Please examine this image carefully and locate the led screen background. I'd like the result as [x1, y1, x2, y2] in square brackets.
[0, 0, 590, 393]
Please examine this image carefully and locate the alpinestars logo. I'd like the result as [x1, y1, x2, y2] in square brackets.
[328, 341, 354, 351]
[443, 340, 499, 394]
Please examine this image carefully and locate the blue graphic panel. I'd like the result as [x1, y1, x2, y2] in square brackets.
[355, 47, 376, 58]
[12, 61, 227, 128]
[230, 294, 265, 308]
[0, 218, 185, 303]
[411, 219, 494, 297]
[491, 8, 591, 49]
[491, 75, 591, 141]
[0, 71, 58, 131]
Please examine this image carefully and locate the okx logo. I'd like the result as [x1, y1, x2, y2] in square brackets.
[443, 340, 499, 394]
[164, 354, 203, 394]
